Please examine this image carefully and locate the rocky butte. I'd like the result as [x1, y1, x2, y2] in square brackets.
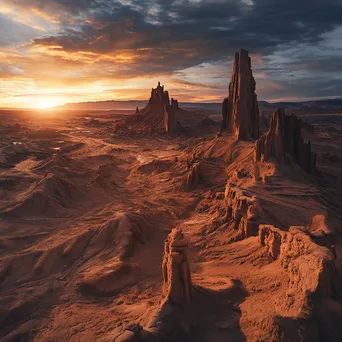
[220, 48, 260, 140]
[140, 82, 182, 134]
[115, 81, 217, 137]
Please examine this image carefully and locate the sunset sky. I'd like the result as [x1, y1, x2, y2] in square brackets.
[0, 0, 342, 108]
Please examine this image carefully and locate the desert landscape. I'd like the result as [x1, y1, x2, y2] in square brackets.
[1, 47, 342, 342]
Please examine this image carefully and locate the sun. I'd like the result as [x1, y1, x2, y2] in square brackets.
[26, 96, 65, 109]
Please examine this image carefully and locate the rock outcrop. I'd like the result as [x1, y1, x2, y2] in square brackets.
[114, 228, 192, 341]
[164, 98, 181, 134]
[114, 82, 187, 136]
[184, 162, 202, 189]
[149, 82, 170, 106]
[225, 183, 260, 240]
[220, 49, 260, 140]
[114, 82, 214, 136]
[162, 228, 192, 307]
[259, 224, 337, 310]
[254, 109, 317, 173]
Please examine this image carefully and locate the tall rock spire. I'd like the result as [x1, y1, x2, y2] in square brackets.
[221, 49, 260, 140]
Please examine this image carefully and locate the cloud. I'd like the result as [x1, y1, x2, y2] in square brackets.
[0, 13, 40, 46]
[1, 0, 342, 106]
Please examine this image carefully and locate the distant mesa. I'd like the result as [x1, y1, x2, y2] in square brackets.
[255, 108, 317, 173]
[220, 49, 260, 140]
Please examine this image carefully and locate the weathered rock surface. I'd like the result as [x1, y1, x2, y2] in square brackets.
[114, 228, 192, 341]
[225, 183, 260, 240]
[184, 162, 202, 189]
[164, 99, 181, 134]
[114, 82, 185, 136]
[149, 82, 170, 106]
[162, 228, 192, 307]
[220, 49, 260, 140]
[259, 224, 337, 307]
[255, 109, 317, 173]
[306, 215, 335, 251]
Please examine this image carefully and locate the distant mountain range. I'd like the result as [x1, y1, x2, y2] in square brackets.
[58, 100, 221, 111]
[58, 97, 342, 113]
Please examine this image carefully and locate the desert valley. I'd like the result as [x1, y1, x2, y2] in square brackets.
[1, 48, 342, 341]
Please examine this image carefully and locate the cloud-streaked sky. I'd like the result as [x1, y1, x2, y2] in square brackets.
[0, 0, 342, 108]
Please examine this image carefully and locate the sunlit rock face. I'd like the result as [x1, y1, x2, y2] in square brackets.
[255, 108, 317, 173]
[221, 49, 260, 140]
[162, 228, 192, 307]
[259, 224, 337, 308]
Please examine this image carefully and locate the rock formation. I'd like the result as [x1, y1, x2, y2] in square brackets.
[184, 162, 202, 189]
[259, 224, 337, 301]
[114, 82, 214, 136]
[164, 98, 181, 134]
[162, 228, 192, 307]
[149, 83, 180, 134]
[306, 215, 335, 251]
[148, 82, 182, 134]
[149, 82, 170, 106]
[114, 82, 185, 136]
[255, 108, 317, 173]
[220, 49, 260, 140]
[225, 183, 260, 240]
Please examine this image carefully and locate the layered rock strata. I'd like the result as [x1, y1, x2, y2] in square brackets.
[162, 228, 192, 307]
[259, 224, 337, 302]
[184, 162, 202, 189]
[255, 109, 317, 173]
[225, 183, 260, 239]
[220, 49, 260, 140]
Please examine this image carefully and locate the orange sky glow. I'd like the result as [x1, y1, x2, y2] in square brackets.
[1, 0, 341, 108]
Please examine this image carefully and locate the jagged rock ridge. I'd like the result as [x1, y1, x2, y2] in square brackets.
[221, 49, 260, 140]
[255, 108, 317, 173]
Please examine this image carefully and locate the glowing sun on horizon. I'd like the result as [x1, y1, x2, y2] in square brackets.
[27, 96, 64, 109]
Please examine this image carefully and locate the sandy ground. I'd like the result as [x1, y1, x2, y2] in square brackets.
[1, 109, 342, 341]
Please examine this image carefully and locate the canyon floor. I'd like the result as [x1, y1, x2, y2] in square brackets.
[1, 109, 342, 341]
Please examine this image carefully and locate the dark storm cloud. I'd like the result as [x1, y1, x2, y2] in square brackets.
[29, 0, 342, 68]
